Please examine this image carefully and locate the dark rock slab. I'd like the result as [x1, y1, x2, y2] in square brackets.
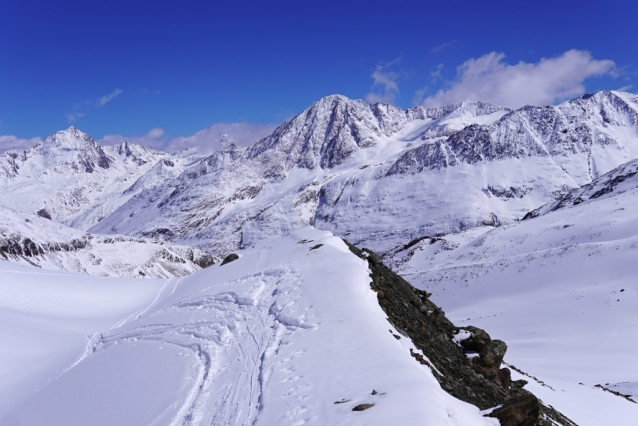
[220, 253, 239, 265]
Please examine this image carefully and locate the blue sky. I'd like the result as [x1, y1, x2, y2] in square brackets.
[0, 0, 636, 152]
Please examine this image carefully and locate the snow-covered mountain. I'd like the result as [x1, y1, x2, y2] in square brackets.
[0, 205, 214, 277]
[86, 91, 638, 259]
[2, 91, 638, 425]
[0, 127, 200, 230]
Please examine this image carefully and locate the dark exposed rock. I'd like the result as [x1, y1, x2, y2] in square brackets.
[476, 340, 508, 379]
[487, 394, 540, 426]
[309, 244, 323, 250]
[221, 253, 239, 265]
[460, 326, 492, 352]
[511, 379, 529, 389]
[496, 368, 512, 390]
[343, 240, 577, 426]
[352, 403, 374, 411]
[192, 253, 216, 268]
[36, 209, 52, 220]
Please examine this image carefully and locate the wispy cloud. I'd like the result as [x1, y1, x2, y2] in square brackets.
[95, 89, 123, 107]
[66, 89, 124, 123]
[65, 112, 85, 123]
[430, 63, 445, 81]
[366, 58, 401, 105]
[616, 85, 634, 93]
[422, 50, 616, 108]
[430, 40, 460, 54]
[0, 134, 43, 152]
[100, 122, 279, 155]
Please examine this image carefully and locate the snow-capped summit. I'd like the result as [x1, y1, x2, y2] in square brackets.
[0, 127, 193, 228]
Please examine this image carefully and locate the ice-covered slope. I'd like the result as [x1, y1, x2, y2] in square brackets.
[0, 205, 214, 278]
[0, 127, 198, 230]
[0, 229, 499, 426]
[91, 91, 638, 259]
[389, 161, 638, 425]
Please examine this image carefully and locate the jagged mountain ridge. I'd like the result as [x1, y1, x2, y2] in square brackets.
[0, 205, 215, 277]
[2, 91, 638, 262]
[0, 127, 200, 230]
[524, 156, 638, 219]
[89, 91, 638, 258]
[387, 91, 638, 181]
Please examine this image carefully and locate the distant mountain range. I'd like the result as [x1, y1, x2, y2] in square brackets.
[0, 90, 636, 265]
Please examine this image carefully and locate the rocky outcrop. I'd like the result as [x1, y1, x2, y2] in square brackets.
[344, 240, 577, 426]
[486, 394, 541, 426]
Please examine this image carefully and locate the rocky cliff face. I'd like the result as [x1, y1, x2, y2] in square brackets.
[388, 91, 638, 182]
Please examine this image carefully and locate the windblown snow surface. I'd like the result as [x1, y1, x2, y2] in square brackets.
[0, 229, 498, 426]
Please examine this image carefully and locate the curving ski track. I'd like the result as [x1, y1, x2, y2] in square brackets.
[75, 267, 311, 426]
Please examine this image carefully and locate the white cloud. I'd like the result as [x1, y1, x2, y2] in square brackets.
[100, 122, 279, 155]
[66, 112, 85, 123]
[366, 59, 401, 105]
[0, 134, 42, 152]
[95, 89, 123, 107]
[65, 89, 124, 123]
[422, 50, 616, 109]
[430, 40, 460, 54]
[616, 85, 634, 93]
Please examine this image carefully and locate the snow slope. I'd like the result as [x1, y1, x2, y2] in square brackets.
[0, 228, 497, 426]
[0, 205, 214, 278]
[89, 91, 638, 259]
[391, 161, 638, 425]
[0, 262, 167, 418]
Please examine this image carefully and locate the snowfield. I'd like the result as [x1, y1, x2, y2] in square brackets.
[0, 229, 498, 426]
[394, 161, 638, 424]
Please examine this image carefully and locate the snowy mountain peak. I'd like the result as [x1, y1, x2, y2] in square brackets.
[34, 126, 112, 172]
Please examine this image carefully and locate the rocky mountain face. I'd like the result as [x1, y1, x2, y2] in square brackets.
[388, 91, 638, 183]
[84, 91, 638, 260]
[2, 91, 638, 263]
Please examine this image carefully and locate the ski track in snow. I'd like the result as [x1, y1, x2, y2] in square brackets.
[79, 268, 307, 426]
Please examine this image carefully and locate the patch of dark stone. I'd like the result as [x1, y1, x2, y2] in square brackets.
[343, 240, 578, 426]
[220, 253, 239, 266]
[594, 384, 636, 404]
[191, 252, 216, 268]
[36, 209, 52, 220]
[504, 362, 555, 391]
[352, 403, 374, 412]
[0, 237, 88, 258]
[309, 244, 323, 251]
